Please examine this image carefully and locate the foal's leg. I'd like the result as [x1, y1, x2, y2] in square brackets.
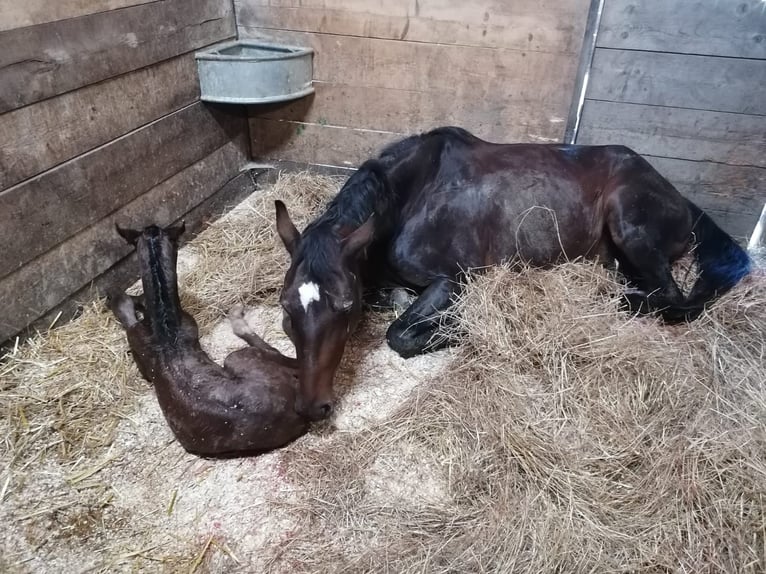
[386, 278, 461, 358]
[228, 305, 298, 369]
[109, 293, 141, 329]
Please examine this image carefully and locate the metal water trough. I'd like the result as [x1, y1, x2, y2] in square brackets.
[195, 40, 314, 104]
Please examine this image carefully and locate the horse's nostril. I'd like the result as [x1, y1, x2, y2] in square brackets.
[318, 402, 333, 418]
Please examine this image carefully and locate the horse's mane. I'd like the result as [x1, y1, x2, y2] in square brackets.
[297, 159, 397, 278]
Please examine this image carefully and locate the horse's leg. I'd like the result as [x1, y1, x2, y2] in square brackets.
[228, 305, 298, 369]
[385, 278, 460, 358]
[606, 189, 692, 321]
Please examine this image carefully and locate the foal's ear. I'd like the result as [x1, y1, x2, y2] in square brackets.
[166, 220, 186, 242]
[275, 200, 300, 256]
[342, 216, 375, 261]
[115, 223, 141, 246]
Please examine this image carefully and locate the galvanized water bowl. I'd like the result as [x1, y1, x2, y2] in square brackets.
[195, 40, 314, 104]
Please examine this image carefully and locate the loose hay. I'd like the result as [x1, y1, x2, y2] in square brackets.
[261, 264, 766, 573]
[181, 172, 342, 331]
[2, 170, 765, 573]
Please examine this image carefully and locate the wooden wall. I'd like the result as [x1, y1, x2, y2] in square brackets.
[0, 0, 251, 343]
[236, 0, 592, 167]
[576, 0, 766, 240]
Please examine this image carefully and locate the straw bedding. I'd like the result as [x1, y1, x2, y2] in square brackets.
[1, 172, 764, 573]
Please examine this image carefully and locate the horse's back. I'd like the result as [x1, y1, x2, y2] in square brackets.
[389, 139, 615, 281]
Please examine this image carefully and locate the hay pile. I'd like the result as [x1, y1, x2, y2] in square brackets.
[1, 169, 764, 573]
[263, 263, 766, 573]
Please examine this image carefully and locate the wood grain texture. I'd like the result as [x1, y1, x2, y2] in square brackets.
[251, 118, 400, 166]
[0, 0, 234, 113]
[577, 100, 766, 168]
[253, 80, 569, 144]
[644, 155, 765, 239]
[588, 48, 766, 115]
[235, 0, 590, 53]
[597, 0, 766, 59]
[0, 54, 199, 191]
[0, 0, 157, 32]
[0, 161, 254, 344]
[244, 27, 584, 162]
[0, 102, 247, 280]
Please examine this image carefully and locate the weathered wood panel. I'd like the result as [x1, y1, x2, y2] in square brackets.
[249, 28, 578, 105]
[244, 26, 584, 162]
[255, 81, 568, 143]
[645, 155, 765, 239]
[578, 100, 766, 168]
[0, 102, 247, 280]
[588, 48, 766, 115]
[251, 118, 399, 166]
[0, 0, 157, 32]
[0, 154, 253, 344]
[236, 0, 589, 53]
[0, 54, 199, 191]
[0, 0, 234, 113]
[597, 0, 766, 59]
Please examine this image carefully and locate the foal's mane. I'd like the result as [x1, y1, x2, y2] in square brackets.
[142, 226, 181, 343]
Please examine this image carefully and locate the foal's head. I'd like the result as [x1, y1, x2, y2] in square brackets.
[275, 201, 375, 421]
[116, 222, 186, 273]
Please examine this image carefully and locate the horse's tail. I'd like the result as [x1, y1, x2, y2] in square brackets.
[684, 201, 751, 310]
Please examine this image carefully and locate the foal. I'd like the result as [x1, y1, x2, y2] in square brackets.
[110, 222, 307, 456]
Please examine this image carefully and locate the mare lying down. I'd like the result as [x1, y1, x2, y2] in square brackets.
[109, 222, 307, 457]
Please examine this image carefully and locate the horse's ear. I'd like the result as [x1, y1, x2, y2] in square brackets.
[115, 223, 141, 246]
[166, 220, 186, 242]
[342, 216, 375, 261]
[275, 200, 300, 256]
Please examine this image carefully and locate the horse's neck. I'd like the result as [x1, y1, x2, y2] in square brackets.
[141, 241, 183, 343]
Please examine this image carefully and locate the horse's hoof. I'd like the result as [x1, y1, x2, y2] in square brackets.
[391, 288, 416, 315]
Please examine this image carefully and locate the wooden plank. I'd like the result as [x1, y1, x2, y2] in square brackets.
[0, 163, 255, 345]
[577, 100, 766, 168]
[588, 48, 766, 115]
[645, 155, 765, 239]
[251, 118, 400, 166]
[0, 102, 247, 280]
[0, 0, 234, 113]
[243, 28, 580, 136]
[597, 0, 766, 60]
[253, 80, 569, 144]
[0, 54, 199, 191]
[235, 0, 591, 53]
[0, 0, 157, 32]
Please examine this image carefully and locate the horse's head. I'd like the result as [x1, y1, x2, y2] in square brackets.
[275, 200, 374, 421]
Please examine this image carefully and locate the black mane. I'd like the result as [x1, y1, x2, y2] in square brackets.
[296, 159, 398, 278]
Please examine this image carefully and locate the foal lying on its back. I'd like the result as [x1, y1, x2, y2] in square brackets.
[110, 222, 307, 457]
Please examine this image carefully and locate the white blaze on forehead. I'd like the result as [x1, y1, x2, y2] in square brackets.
[298, 281, 321, 311]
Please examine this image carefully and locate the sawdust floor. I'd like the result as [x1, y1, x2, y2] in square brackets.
[2, 186, 453, 573]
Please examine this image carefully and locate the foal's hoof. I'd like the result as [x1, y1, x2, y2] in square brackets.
[229, 304, 252, 337]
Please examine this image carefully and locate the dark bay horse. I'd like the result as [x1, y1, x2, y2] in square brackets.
[110, 223, 307, 456]
[275, 127, 752, 420]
